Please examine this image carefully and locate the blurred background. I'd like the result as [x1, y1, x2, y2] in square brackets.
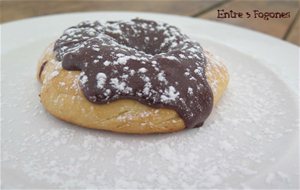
[1, 0, 299, 45]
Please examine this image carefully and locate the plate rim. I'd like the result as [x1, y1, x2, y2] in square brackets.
[1, 10, 299, 48]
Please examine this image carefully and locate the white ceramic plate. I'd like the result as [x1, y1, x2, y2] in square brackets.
[1, 12, 299, 189]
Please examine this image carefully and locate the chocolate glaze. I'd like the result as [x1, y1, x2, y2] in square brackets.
[39, 61, 48, 79]
[54, 19, 213, 128]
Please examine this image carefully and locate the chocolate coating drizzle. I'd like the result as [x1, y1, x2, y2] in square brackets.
[38, 61, 48, 79]
[54, 19, 213, 128]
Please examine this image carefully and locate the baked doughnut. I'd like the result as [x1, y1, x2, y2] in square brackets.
[37, 19, 229, 134]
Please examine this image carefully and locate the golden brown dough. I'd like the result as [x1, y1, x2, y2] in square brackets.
[37, 44, 229, 134]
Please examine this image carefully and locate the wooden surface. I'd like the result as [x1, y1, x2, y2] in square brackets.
[1, 0, 299, 45]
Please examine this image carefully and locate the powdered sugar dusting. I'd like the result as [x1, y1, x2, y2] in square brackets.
[96, 73, 107, 89]
[161, 86, 180, 102]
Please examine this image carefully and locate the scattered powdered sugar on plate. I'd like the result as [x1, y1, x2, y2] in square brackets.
[1, 38, 298, 189]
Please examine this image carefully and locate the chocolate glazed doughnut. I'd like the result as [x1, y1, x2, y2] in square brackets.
[54, 19, 213, 128]
[38, 19, 229, 133]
